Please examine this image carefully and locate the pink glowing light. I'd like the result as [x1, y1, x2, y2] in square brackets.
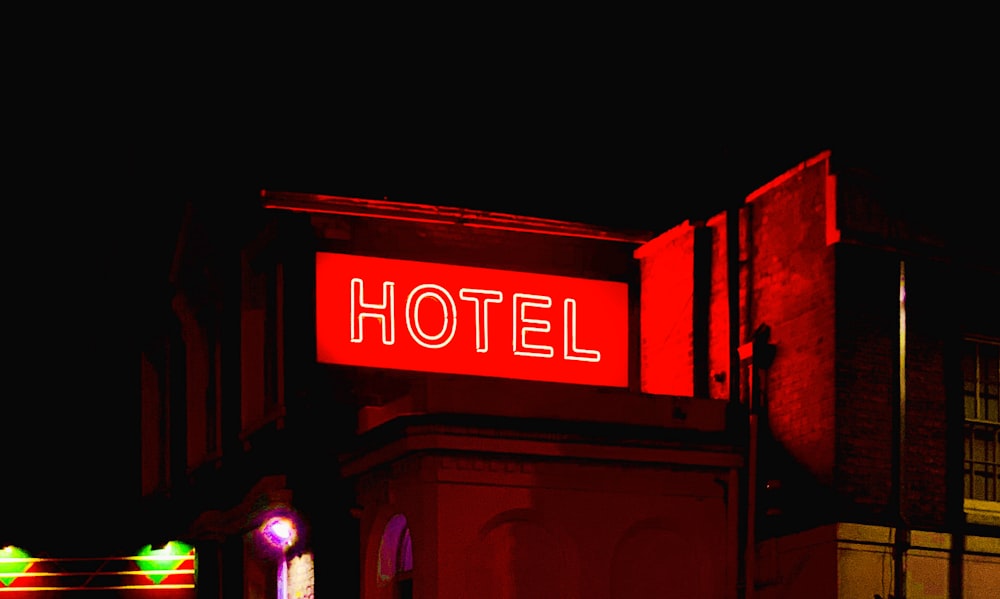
[261, 516, 297, 549]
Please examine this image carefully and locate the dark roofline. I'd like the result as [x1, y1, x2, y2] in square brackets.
[260, 190, 657, 244]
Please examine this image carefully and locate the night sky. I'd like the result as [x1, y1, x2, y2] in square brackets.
[6, 26, 994, 553]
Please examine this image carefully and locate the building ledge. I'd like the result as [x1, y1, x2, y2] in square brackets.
[965, 499, 1000, 528]
[340, 425, 742, 478]
[356, 378, 729, 434]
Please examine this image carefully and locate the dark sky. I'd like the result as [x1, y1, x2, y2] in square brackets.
[7, 27, 994, 552]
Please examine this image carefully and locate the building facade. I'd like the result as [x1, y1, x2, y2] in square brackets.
[140, 193, 743, 598]
[140, 150, 999, 598]
[634, 150, 999, 597]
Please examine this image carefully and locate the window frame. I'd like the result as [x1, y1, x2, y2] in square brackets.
[962, 336, 1000, 524]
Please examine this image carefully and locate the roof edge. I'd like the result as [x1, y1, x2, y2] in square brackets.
[745, 150, 832, 203]
[260, 190, 657, 244]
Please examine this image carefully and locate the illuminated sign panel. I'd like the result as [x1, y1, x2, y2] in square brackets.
[316, 253, 629, 387]
[0, 544, 195, 595]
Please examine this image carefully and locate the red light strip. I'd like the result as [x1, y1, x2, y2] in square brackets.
[4, 569, 195, 577]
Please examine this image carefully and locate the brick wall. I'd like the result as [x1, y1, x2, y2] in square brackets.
[707, 212, 732, 401]
[834, 244, 896, 517]
[635, 222, 696, 396]
[746, 156, 838, 491]
[903, 259, 950, 527]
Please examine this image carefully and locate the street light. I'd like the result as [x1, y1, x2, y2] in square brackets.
[261, 516, 298, 550]
[258, 515, 298, 599]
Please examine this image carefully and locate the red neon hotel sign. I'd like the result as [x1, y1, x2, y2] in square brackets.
[316, 253, 629, 387]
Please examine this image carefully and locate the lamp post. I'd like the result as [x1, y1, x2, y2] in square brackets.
[260, 516, 297, 599]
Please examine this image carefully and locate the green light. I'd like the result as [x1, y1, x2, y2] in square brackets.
[136, 541, 194, 584]
[0, 546, 31, 587]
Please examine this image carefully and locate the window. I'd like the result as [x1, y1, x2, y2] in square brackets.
[378, 514, 413, 599]
[963, 337, 1000, 505]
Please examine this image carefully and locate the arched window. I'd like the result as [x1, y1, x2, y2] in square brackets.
[378, 514, 413, 598]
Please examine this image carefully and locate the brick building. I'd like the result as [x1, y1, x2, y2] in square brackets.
[636, 150, 999, 597]
[140, 150, 998, 598]
[140, 192, 743, 598]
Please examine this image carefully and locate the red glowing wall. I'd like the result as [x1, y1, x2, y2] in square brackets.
[635, 222, 697, 396]
[746, 154, 838, 486]
[355, 453, 737, 599]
